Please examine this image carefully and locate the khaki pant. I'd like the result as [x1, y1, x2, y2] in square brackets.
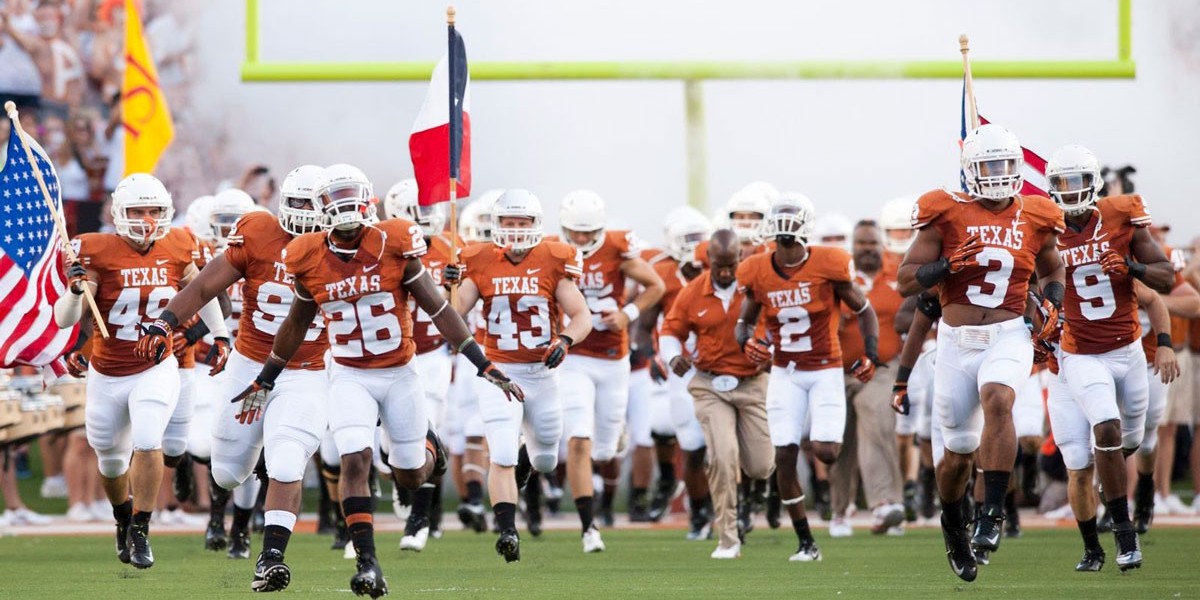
[829, 359, 902, 516]
[689, 371, 773, 549]
[1166, 349, 1195, 425]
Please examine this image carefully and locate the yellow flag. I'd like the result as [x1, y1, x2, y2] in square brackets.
[122, 0, 173, 176]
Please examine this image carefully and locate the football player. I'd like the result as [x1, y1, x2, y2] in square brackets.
[897, 124, 1066, 581]
[55, 174, 231, 569]
[556, 190, 664, 551]
[736, 194, 881, 562]
[1043, 145, 1175, 572]
[443, 189, 593, 562]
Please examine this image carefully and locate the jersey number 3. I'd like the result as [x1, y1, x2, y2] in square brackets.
[966, 247, 1014, 309]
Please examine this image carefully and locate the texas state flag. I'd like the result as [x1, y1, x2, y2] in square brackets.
[960, 79, 1048, 196]
[409, 27, 471, 206]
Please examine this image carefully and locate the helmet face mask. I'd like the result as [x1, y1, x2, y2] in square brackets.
[879, 195, 917, 254]
[313, 165, 375, 233]
[111, 173, 174, 244]
[961, 124, 1025, 201]
[559, 190, 607, 257]
[278, 165, 324, 236]
[1046, 145, 1104, 216]
[414, 204, 446, 238]
[491, 190, 544, 252]
[764, 200, 814, 247]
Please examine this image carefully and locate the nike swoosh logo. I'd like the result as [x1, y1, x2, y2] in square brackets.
[155, 259, 169, 265]
[526, 268, 541, 275]
[429, 261, 443, 267]
[364, 264, 379, 273]
[697, 309, 708, 317]
[588, 263, 602, 270]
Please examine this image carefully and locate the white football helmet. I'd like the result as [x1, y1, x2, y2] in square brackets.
[961, 124, 1024, 200]
[879, 195, 918, 254]
[725, 184, 774, 244]
[313, 164, 375, 232]
[559, 189, 607, 258]
[278, 165, 324, 236]
[111, 173, 174, 243]
[461, 189, 502, 243]
[666, 209, 714, 264]
[811, 213, 852, 250]
[185, 195, 215, 243]
[1046, 145, 1104, 215]
[763, 194, 815, 244]
[209, 188, 256, 247]
[492, 189, 544, 252]
[384, 178, 445, 237]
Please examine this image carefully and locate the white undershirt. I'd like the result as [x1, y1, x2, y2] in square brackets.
[712, 280, 735, 311]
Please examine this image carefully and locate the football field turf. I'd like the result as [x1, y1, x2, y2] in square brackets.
[2, 527, 1197, 599]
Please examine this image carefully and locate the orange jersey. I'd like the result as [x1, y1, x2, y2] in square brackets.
[1142, 246, 1189, 362]
[224, 211, 328, 370]
[653, 256, 690, 318]
[912, 190, 1064, 316]
[661, 271, 760, 377]
[1059, 195, 1151, 355]
[284, 219, 426, 369]
[74, 228, 198, 376]
[840, 255, 903, 368]
[410, 232, 464, 354]
[462, 240, 582, 364]
[737, 246, 853, 370]
[574, 230, 641, 360]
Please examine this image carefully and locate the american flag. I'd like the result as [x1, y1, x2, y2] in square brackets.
[0, 119, 79, 368]
[960, 80, 1049, 196]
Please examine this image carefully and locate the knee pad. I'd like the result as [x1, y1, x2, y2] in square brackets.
[532, 452, 558, 474]
[96, 450, 130, 479]
[161, 436, 188, 460]
[1059, 439, 1093, 471]
[211, 463, 247, 491]
[1138, 427, 1158, 455]
[942, 429, 980, 456]
[266, 439, 309, 483]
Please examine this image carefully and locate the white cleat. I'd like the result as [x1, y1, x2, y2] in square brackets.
[400, 527, 430, 552]
[4, 508, 52, 526]
[1164, 494, 1194, 515]
[582, 525, 606, 553]
[829, 517, 853, 538]
[710, 544, 741, 559]
[392, 486, 412, 521]
[343, 539, 356, 560]
[789, 541, 822, 562]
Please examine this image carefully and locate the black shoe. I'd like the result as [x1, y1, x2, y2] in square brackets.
[629, 502, 652, 523]
[970, 506, 1003, 553]
[251, 549, 291, 592]
[1113, 522, 1143, 571]
[514, 445, 532, 491]
[205, 517, 228, 551]
[1097, 509, 1113, 534]
[815, 488, 832, 522]
[457, 502, 488, 533]
[1075, 547, 1105, 572]
[737, 501, 755, 543]
[229, 526, 251, 560]
[426, 428, 448, 479]
[527, 506, 543, 538]
[173, 454, 194, 504]
[687, 505, 713, 541]
[648, 478, 682, 522]
[496, 529, 521, 563]
[941, 513, 978, 582]
[974, 548, 990, 566]
[350, 555, 388, 598]
[115, 519, 131, 564]
[332, 520, 350, 550]
[903, 481, 919, 523]
[127, 522, 154, 569]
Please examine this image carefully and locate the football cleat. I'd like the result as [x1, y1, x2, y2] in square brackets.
[766, 485, 782, 529]
[332, 521, 350, 550]
[737, 501, 755, 543]
[514, 445, 532, 491]
[1133, 497, 1154, 535]
[974, 548, 990, 566]
[399, 516, 430, 552]
[350, 555, 389, 598]
[251, 549, 291, 592]
[1075, 548, 1105, 572]
[1113, 522, 1143, 571]
[598, 505, 615, 528]
[229, 526, 251, 559]
[205, 517, 228, 551]
[457, 502, 488, 533]
[1097, 509, 1113, 533]
[582, 525, 606, 553]
[629, 503, 652, 523]
[128, 522, 154, 569]
[788, 540, 822, 562]
[496, 529, 521, 563]
[870, 503, 905, 535]
[941, 513, 978, 582]
[648, 479, 683, 522]
[686, 506, 713, 541]
[115, 519, 132, 564]
[391, 486, 412, 522]
[970, 506, 1003, 553]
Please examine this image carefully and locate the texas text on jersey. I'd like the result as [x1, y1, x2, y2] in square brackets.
[573, 230, 641, 359]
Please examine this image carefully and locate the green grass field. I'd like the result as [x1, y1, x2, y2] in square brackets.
[2, 527, 1197, 599]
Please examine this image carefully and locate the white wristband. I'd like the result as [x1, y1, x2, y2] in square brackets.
[621, 304, 641, 323]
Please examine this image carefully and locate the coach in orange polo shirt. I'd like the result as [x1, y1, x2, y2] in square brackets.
[660, 230, 772, 559]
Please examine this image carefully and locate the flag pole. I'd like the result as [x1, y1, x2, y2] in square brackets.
[447, 5, 459, 306]
[959, 34, 980, 131]
[4, 101, 108, 338]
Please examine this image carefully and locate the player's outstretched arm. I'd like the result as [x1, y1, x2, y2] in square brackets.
[897, 227, 952, 297]
[163, 255, 243, 325]
[136, 260, 234, 365]
[837, 281, 881, 382]
[54, 264, 98, 329]
[1124, 227, 1174, 294]
[608, 258, 665, 331]
[1161, 280, 1200, 320]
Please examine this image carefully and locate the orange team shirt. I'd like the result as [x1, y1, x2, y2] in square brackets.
[573, 230, 642, 360]
[224, 211, 328, 370]
[410, 231, 464, 354]
[661, 271, 760, 378]
[1142, 246, 1189, 362]
[629, 246, 670, 370]
[1059, 195, 1152, 355]
[284, 219, 426, 369]
[912, 190, 1064, 316]
[462, 239, 582, 364]
[73, 228, 199, 377]
[737, 246, 854, 370]
[840, 254, 903, 368]
[191, 237, 216, 364]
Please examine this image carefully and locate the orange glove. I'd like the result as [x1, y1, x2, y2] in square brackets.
[231, 377, 271, 424]
[891, 381, 909, 415]
[1099, 250, 1129, 277]
[947, 233, 986, 273]
[64, 351, 89, 378]
[540, 335, 573, 369]
[135, 319, 173, 364]
[480, 363, 525, 402]
[743, 338, 773, 364]
[204, 337, 231, 376]
[851, 355, 877, 383]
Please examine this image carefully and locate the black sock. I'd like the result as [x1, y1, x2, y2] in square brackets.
[659, 462, 676, 483]
[232, 506, 253, 531]
[132, 509, 151, 527]
[1077, 517, 1101, 551]
[982, 470, 1010, 512]
[411, 484, 434, 520]
[1106, 496, 1131, 524]
[113, 499, 133, 524]
[342, 496, 375, 557]
[1134, 472, 1155, 506]
[601, 486, 615, 510]
[575, 496, 594, 532]
[263, 525, 291, 556]
[1005, 490, 1019, 525]
[209, 472, 231, 523]
[494, 502, 517, 532]
[941, 493, 967, 527]
[466, 480, 484, 504]
[524, 474, 542, 516]
[792, 517, 813, 544]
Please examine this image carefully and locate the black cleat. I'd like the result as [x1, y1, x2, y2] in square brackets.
[970, 506, 1003, 553]
[229, 526, 251, 560]
[205, 518, 228, 551]
[526, 506, 543, 538]
[496, 529, 521, 563]
[599, 505, 614, 528]
[629, 503, 652, 523]
[648, 478, 682, 522]
[736, 501, 755, 543]
[903, 481, 919, 523]
[1075, 548, 1105, 572]
[457, 502, 488, 533]
[1133, 498, 1154, 535]
[1113, 522, 1143, 572]
[974, 548, 990, 566]
[115, 519, 131, 564]
[350, 555, 388, 598]
[128, 522, 154, 569]
[173, 454, 194, 504]
[514, 445, 532, 491]
[766, 485, 781, 529]
[251, 549, 291, 592]
[426, 428, 447, 479]
[687, 503, 713, 541]
[941, 513, 978, 582]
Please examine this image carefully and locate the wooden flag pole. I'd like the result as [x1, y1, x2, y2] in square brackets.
[959, 34, 980, 131]
[446, 6, 460, 308]
[4, 101, 108, 338]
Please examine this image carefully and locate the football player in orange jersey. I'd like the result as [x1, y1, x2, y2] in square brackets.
[724, 182, 775, 254]
[55, 174, 231, 570]
[556, 190, 664, 550]
[135, 166, 329, 591]
[444, 189, 593, 563]
[736, 194, 880, 563]
[219, 165, 518, 596]
[1043, 145, 1175, 572]
[897, 124, 1066, 581]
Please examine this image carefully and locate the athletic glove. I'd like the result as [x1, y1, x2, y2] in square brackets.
[442, 263, 465, 286]
[135, 319, 173, 364]
[64, 351, 89, 378]
[539, 334, 573, 369]
[204, 337, 232, 376]
[1099, 250, 1131, 277]
[891, 381, 909, 415]
[947, 233, 986, 273]
[1034, 297, 1061, 345]
[742, 338, 773, 364]
[67, 262, 87, 295]
[479, 362, 526, 402]
[850, 355, 877, 383]
[230, 377, 272, 424]
[649, 355, 670, 384]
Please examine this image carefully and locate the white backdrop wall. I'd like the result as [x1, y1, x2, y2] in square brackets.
[188, 0, 1200, 245]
